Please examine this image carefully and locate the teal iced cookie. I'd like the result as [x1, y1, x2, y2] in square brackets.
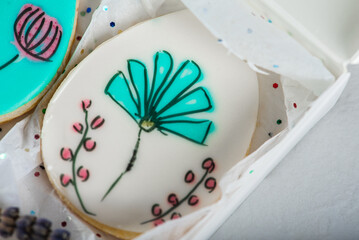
[0, 0, 78, 123]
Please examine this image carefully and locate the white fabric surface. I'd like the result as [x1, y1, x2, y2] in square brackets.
[210, 64, 359, 240]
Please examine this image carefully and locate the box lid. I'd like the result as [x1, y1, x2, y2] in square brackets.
[248, 0, 359, 76]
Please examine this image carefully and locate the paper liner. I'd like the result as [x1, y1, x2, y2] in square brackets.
[0, 0, 336, 239]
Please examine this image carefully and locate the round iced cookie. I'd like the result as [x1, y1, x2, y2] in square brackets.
[41, 10, 259, 239]
[0, 1, 78, 123]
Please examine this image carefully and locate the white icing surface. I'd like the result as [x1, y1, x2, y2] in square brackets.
[42, 10, 258, 233]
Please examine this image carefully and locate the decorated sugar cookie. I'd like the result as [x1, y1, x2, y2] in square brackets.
[41, 10, 259, 239]
[0, 1, 78, 123]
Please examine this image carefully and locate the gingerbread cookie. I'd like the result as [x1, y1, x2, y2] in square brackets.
[41, 10, 259, 239]
[0, 1, 78, 123]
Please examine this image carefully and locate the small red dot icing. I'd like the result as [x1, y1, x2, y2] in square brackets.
[61, 221, 67, 227]
[293, 103, 297, 108]
[206, 179, 215, 188]
[154, 219, 165, 226]
[34, 134, 40, 140]
[273, 83, 278, 89]
[34, 172, 40, 177]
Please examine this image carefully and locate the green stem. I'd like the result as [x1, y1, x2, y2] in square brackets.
[72, 110, 96, 216]
[102, 128, 143, 201]
[0, 54, 19, 70]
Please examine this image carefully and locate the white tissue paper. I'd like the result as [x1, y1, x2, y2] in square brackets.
[0, 0, 339, 239]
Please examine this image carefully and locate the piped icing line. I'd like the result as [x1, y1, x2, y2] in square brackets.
[101, 128, 142, 201]
[0, 54, 19, 70]
[59, 99, 105, 216]
[0, 4, 63, 70]
[102, 50, 214, 200]
[141, 158, 217, 226]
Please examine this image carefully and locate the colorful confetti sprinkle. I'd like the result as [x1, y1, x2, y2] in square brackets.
[273, 83, 278, 89]
[61, 221, 67, 227]
[86, 7, 92, 13]
[110, 22, 115, 27]
[34, 172, 40, 177]
[277, 119, 282, 125]
[34, 134, 40, 140]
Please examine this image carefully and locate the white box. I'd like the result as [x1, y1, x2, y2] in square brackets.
[139, 0, 359, 239]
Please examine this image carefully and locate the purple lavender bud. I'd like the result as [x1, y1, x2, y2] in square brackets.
[0, 207, 19, 237]
[29, 218, 52, 240]
[31, 234, 47, 240]
[50, 229, 71, 240]
[15, 215, 36, 239]
[3, 207, 19, 219]
[35, 218, 52, 229]
[16, 215, 36, 230]
[16, 229, 31, 240]
[0, 223, 14, 238]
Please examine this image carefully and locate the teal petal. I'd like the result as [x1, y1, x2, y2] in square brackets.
[128, 60, 149, 118]
[147, 51, 173, 114]
[156, 87, 212, 120]
[158, 119, 213, 145]
[105, 72, 140, 122]
[152, 60, 201, 115]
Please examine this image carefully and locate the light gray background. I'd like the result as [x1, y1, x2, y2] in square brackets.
[210, 65, 359, 240]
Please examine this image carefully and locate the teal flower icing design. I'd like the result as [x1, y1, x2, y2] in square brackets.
[102, 50, 214, 200]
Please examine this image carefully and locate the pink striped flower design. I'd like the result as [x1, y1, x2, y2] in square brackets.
[0, 4, 62, 70]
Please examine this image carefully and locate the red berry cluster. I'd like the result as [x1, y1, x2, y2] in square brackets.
[59, 100, 105, 216]
[142, 158, 217, 227]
